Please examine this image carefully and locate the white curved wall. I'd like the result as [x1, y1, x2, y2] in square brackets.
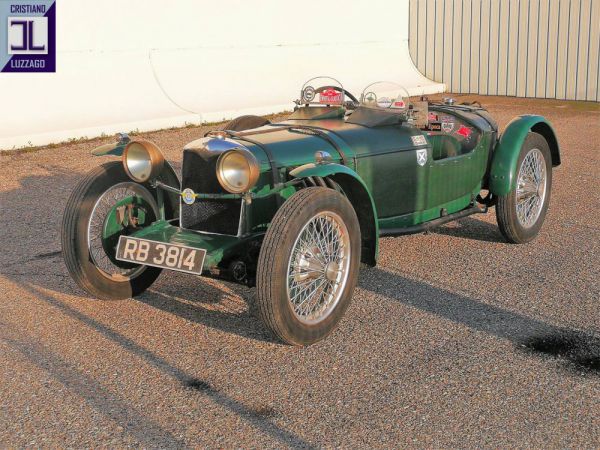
[0, 0, 444, 150]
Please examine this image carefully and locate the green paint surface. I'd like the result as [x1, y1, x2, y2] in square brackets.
[489, 115, 559, 195]
[93, 108, 558, 270]
[130, 221, 260, 270]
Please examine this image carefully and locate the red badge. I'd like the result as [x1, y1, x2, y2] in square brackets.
[456, 125, 472, 138]
[428, 112, 438, 121]
[319, 88, 342, 105]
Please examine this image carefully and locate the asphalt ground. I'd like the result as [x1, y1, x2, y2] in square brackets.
[0, 95, 599, 448]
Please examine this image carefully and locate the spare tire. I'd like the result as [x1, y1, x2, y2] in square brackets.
[221, 115, 270, 132]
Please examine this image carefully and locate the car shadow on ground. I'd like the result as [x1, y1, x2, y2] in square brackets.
[136, 274, 277, 344]
[1, 169, 597, 376]
[432, 216, 506, 243]
[0, 167, 277, 344]
[7, 283, 314, 448]
[0, 161, 303, 442]
[0, 319, 187, 448]
[358, 267, 600, 376]
[1, 168, 598, 447]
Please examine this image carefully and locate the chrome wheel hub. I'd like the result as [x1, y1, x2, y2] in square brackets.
[287, 212, 351, 325]
[325, 261, 340, 282]
[516, 148, 547, 228]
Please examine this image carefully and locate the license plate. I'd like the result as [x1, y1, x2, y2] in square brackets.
[115, 236, 206, 275]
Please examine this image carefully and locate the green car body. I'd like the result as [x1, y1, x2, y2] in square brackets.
[92, 103, 560, 284]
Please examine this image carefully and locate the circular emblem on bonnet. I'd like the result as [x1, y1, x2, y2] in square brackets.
[182, 188, 196, 205]
[302, 86, 315, 102]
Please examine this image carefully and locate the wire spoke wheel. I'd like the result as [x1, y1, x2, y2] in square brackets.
[87, 182, 157, 280]
[62, 162, 165, 300]
[256, 187, 361, 345]
[515, 148, 547, 229]
[496, 132, 553, 244]
[286, 211, 351, 325]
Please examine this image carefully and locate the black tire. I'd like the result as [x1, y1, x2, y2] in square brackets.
[61, 161, 162, 299]
[221, 115, 270, 132]
[256, 187, 361, 346]
[496, 132, 553, 243]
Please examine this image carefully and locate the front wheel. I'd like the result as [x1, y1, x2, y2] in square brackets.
[256, 187, 361, 345]
[496, 132, 553, 243]
[61, 161, 163, 299]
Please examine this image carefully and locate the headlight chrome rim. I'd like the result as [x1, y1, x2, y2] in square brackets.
[122, 140, 165, 183]
[216, 148, 260, 194]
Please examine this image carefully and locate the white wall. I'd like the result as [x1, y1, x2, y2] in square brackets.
[0, 0, 444, 150]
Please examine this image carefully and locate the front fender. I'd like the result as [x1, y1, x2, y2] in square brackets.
[291, 163, 379, 266]
[91, 140, 128, 157]
[489, 115, 560, 196]
[91, 141, 181, 219]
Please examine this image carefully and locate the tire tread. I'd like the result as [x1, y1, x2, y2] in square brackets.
[495, 132, 552, 244]
[256, 189, 318, 342]
[256, 187, 360, 345]
[62, 163, 114, 298]
[61, 161, 162, 299]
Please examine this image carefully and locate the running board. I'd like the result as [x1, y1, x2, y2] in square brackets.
[379, 205, 487, 237]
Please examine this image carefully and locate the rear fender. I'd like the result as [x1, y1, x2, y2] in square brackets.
[489, 115, 560, 196]
[290, 163, 379, 266]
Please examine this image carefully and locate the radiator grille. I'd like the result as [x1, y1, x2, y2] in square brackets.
[180, 148, 241, 235]
[181, 199, 242, 235]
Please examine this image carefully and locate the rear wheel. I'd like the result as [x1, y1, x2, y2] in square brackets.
[496, 132, 552, 243]
[256, 187, 361, 345]
[221, 115, 270, 132]
[61, 161, 162, 299]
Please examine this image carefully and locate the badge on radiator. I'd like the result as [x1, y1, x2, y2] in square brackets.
[416, 149, 428, 166]
[182, 188, 196, 205]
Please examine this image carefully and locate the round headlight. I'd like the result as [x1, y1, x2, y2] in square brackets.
[122, 140, 165, 183]
[216, 149, 260, 194]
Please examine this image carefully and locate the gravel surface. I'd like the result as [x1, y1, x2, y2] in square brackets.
[0, 95, 599, 448]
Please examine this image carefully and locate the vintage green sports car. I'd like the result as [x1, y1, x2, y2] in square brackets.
[62, 77, 560, 345]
